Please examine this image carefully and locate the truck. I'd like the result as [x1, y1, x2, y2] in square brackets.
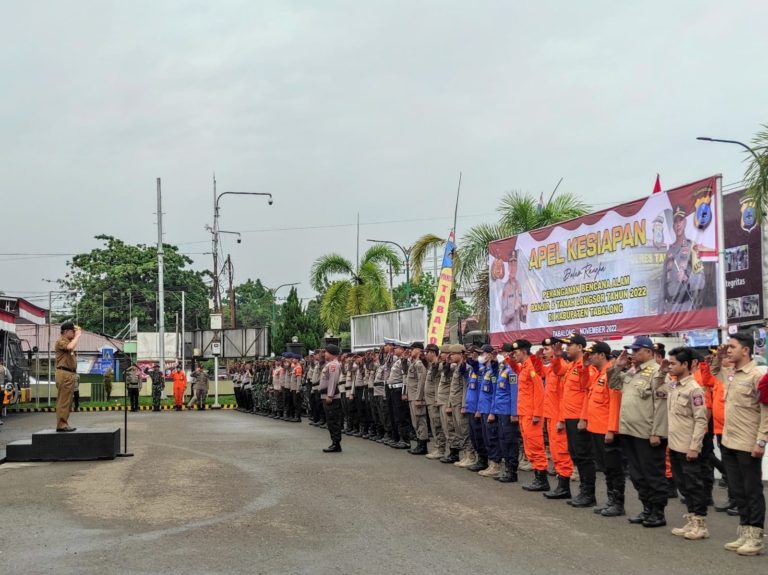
[1, 329, 31, 410]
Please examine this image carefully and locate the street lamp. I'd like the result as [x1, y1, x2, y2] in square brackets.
[270, 283, 301, 327]
[367, 239, 412, 305]
[697, 136, 767, 216]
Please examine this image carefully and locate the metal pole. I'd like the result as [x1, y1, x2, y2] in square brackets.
[102, 292, 105, 334]
[213, 352, 219, 408]
[47, 291, 52, 406]
[35, 323, 40, 407]
[157, 177, 166, 397]
[181, 291, 186, 373]
[715, 176, 729, 342]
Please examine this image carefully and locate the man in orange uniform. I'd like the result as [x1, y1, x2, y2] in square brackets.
[510, 339, 549, 492]
[541, 338, 573, 499]
[584, 341, 624, 516]
[552, 333, 595, 507]
[171, 365, 187, 411]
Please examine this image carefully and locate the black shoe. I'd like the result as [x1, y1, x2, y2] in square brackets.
[601, 503, 626, 517]
[440, 448, 460, 463]
[569, 490, 597, 508]
[642, 511, 666, 528]
[496, 459, 519, 483]
[544, 476, 572, 500]
[323, 444, 342, 453]
[726, 506, 740, 516]
[468, 456, 489, 473]
[394, 441, 410, 449]
[628, 505, 651, 524]
[522, 470, 551, 492]
[408, 440, 428, 455]
[352, 431, 363, 438]
[56, 427, 77, 432]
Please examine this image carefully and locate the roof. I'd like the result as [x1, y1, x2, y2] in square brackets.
[16, 324, 124, 354]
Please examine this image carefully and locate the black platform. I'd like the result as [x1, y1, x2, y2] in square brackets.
[6, 428, 120, 462]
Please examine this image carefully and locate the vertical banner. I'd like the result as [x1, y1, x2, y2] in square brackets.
[723, 189, 763, 324]
[488, 176, 721, 344]
[427, 231, 455, 345]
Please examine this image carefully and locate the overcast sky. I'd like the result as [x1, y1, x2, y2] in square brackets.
[2, 0, 766, 313]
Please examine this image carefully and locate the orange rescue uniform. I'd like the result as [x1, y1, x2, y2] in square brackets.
[512, 355, 548, 472]
[172, 370, 187, 407]
[542, 362, 573, 478]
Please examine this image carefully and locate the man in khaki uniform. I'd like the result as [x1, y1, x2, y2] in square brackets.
[54, 322, 81, 432]
[609, 335, 668, 528]
[654, 347, 709, 540]
[423, 343, 445, 459]
[449, 344, 473, 465]
[712, 333, 767, 556]
[436, 346, 457, 462]
[404, 342, 429, 455]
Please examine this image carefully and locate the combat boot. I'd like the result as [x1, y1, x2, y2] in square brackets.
[322, 443, 342, 453]
[569, 484, 597, 508]
[457, 451, 478, 468]
[496, 459, 519, 483]
[440, 448, 460, 464]
[600, 491, 626, 517]
[736, 527, 764, 556]
[478, 460, 501, 478]
[468, 454, 489, 473]
[724, 525, 749, 551]
[425, 447, 445, 460]
[518, 453, 533, 471]
[522, 470, 551, 492]
[594, 491, 615, 514]
[642, 504, 667, 528]
[394, 440, 410, 449]
[671, 514, 694, 537]
[409, 440, 428, 455]
[683, 515, 710, 540]
[628, 503, 652, 525]
[715, 499, 737, 512]
[544, 475, 571, 500]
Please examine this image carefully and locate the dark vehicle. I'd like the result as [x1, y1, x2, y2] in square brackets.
[1, 329, 31, 408]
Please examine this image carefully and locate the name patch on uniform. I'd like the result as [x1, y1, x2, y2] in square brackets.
[655, 390, 667, 399]
[692, 394, 704, 407]
[499, 380, 506, 389]
[597, 377, 606, 387]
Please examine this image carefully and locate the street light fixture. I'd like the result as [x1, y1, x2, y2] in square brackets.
[367, 239, 412, 305]
[270, 282, 301, 328]
[697, 136, 767, 216]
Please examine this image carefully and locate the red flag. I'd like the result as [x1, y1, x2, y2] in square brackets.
[652, 174, 662, 194]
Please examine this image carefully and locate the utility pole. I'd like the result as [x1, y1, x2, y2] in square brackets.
[181, 290, 186, 372]
[211, 173, 220, 312]
[102, 292, 106, 335]
[157, 177, 166, 380]
[47, 291, 52, 406]
[227, 255, 236, 328]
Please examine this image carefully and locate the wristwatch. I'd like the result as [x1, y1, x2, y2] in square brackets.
[758, 439, 767, 448]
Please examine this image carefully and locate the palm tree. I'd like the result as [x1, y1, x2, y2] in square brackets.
[744, 124, 768, 219]
[411, 190, 590, 328]
[310, 244, 402, 332]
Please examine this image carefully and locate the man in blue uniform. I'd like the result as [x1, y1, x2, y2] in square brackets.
[493, 342, 520, 482]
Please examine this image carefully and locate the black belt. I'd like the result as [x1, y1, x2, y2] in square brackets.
[57, 367, 76, 373]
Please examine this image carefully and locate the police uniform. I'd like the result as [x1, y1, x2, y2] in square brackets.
[464, 357, 487, 471]
[125, 365, 142, 412]
[405, 343, 429, 454]
[448, 345, 472, 463]
[424, 347, 446, 459]
[477, 349, 501, 477]
[491, 348, 520, 483]
[435, 351, 456, 458]
[319, 345, 343, 452]
[386, 348, 410, 449]
[191, 369, 209, 410]
[662, 205, 704, 313]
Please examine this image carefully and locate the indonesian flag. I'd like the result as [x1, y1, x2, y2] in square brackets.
[652, 174, 662, 194]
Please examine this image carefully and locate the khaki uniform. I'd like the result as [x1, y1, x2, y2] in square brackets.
[405, 359, 428, 441]
[424, 363, 445, 453]
[712, 359, 768, 452]
[54, 335, 77, 430]
[437, 364, 456, 448]
[449, 363, 471, 451]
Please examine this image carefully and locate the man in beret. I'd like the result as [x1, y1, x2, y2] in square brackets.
[491, 342, 520, 483]
[54, 322, 82, 431]
[436, 344, 457, 461]
[423, 343, 446, 459]
[404, 342, 429, 455]
[449, 344, 475, 466]
[386, 342, 411, 449]
[319, 344, 343, 452]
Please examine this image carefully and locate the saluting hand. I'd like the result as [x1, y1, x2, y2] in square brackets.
[615, 350, 629, 369]
[605, 431, 614, 444]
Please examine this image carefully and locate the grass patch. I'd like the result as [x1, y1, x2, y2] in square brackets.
[14, 394, 236, 410]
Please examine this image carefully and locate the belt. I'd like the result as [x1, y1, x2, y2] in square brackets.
[389, 384, 404, 389]
[57, 367, 76, 373]
[374, 382, 385, 387]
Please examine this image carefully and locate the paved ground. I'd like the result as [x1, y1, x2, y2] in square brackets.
[0, 410, 764, 574]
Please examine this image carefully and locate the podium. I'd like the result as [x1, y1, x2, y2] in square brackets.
[6, 428, 120, 462]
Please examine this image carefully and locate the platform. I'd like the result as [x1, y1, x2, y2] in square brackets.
[5, 427, 120, 462]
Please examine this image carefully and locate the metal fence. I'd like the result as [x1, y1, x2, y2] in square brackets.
[350, 306, 427, 351]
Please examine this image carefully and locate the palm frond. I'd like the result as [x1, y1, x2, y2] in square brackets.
[497, 191, 539, 234]
[537, 192, 591, 228]
[410, 233, 446, 282]
[471, 266, 491, 331]
[310, 254, 355, 292]
[346, 283, 368, 317]
[362, 244, 402, 276]
[745, 124, 768, 220]
[320, 281, 350, 332]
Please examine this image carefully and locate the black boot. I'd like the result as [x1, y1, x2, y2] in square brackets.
[522, 470, 551, 492]
[543, 475, 571, 499]
[628, 502, 652, 524]
[468, 454, 489, 472]
[409, 440, 428, 455]
[715, 499, 738, 512]
[600, 491, 626, 517]
[440, 448, 460, 463]
[323, 443, 342, 453]
[569, 484, 597, 508]
[496, 459, 519, 483]
[641, 503, 666, 528]
[593, 490, 615, 514]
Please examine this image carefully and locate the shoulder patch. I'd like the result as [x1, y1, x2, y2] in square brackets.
[692, 393, 704, 407]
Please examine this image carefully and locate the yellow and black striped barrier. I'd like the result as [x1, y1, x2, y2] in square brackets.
[9, 404, 236, 413]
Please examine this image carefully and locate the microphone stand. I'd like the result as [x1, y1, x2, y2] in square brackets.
[98, 331, 133, 458]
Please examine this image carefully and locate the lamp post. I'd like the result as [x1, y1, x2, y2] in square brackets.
[270, 282, 301, 334]
[697, 136, 767, 215]
[367, 239, 412, 306]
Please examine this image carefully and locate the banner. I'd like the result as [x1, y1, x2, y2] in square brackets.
[489, 176, 721, 344]
[427, 231, 455, 345]
[723, 189, 763, 324]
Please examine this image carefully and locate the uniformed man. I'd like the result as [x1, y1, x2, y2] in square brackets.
[436, 346, 457, 461]
[172, 365, 187, 411]
[662, 205, 705, 313]
[291, 356, 303, 422]
[125, 363, 142, 412]
[477, 344, 502, 477]
[148, 364, 164, 411]
[712, 333, 767, 555]
[386, 343, 410, 449]
[404, 342, 429, 455]
[492, 342, 520, 483]
[500, 250, 524, 331]
[365, 351, 381, 440]
[551, 333, 595, 507]
[448, 344, 474, 465]
[380, 343, 397, 445]
[319, 344, 343, 453]
[464, 347, 487, 471]
[353, 353, 368, 435]
[654, 347, 709, 540]
[609, 336, 668, 528]
[371, 350, 388, 441]
[54, 322, 81, 432]
[423, 343, 446, 459]
[541, 338, 574, 500]
[271, 360, 283, 418]
[242, 363, 254, 413]
[233, 365, 243, 409]
[583, 341, 625, 517]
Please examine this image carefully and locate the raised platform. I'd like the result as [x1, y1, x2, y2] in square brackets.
[5, 428, 120, 462]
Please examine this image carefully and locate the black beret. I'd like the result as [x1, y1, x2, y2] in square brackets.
[480, 344, 494, 353]
[425, 343, 440, 354]
[410, 341, 424, 350]
[325, 344, 340, 356]
[513, 339, 532, 350]
[61, 321, 76, 333]
[501, 342, 514, 352]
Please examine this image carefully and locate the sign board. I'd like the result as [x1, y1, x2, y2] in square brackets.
[211, 341, 221, 356]
[188, 327, 270, 359]
[488, 176, 721, 344]
[210, 313, 223, 330]
[723, 189, 763, 325]
[351, 306, 428, 351]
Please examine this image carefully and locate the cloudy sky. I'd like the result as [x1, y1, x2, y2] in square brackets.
[2, 0, 766, 313]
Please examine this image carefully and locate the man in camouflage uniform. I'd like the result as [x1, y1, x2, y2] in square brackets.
[148, 364, 164, 412]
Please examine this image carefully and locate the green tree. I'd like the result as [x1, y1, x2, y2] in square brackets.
[60, 235, 210, 335]
[310, 244, 402, 332]
[411, 191, 590, 328]
[393, 272, 437, 310]
[272, 288, 324, 354]
[222, 278, 274, 328]
[744, 124, 768, 219]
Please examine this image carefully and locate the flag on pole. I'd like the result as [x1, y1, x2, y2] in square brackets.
[652, 174, 662, 194]
[426, 231, 455, 345]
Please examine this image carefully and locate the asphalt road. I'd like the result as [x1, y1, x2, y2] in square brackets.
[0, 410, 764, 574]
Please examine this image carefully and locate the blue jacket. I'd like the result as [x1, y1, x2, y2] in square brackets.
[477, 362, 498, 414]
[464, 364, 480, 412]
[491, 362, 519, 416]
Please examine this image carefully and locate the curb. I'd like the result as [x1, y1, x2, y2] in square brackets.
[8, 405, 236, 413]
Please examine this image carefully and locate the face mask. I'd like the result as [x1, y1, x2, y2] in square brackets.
[496, 354, 505, 364]
[450, 362, 458, 369]
[478, 355, 487, 364]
